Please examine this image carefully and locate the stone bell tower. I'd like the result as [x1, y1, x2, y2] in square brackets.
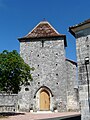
[18, 20, 78, 112]
[18, 20, 68, 112]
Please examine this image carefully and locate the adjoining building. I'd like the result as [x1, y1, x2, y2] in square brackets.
[18, 20, 79, 112]
[69, 19, 90, 120]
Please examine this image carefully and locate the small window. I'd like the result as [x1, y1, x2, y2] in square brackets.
[38, 82, 40, 84]
[42, 40, 44, 47]
[56, 73, 58, 76]
[38, 74, 40, 76]
[37, 54, 39, 57]
[25, 88, 29, 91]
[56, 82, 58, 85]
[86, 37, 88, 41]
[38, 65, 39, 67]
[87, 45, 89, 47]
[56, 53, 58, 55]
[56, 64, 57, 66]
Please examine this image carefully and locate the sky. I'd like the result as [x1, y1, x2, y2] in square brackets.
[0, 0, 90, 62]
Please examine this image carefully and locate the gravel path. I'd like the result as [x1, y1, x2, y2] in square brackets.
[0, 112, 80, 120]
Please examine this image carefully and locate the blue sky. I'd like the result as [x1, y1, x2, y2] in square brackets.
[0, 0, 90, 61]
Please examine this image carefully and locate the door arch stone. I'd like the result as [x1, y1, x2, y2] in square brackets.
[35, 86, 53, 111]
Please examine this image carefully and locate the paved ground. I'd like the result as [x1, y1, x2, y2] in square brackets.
[0, 112, 80, 120]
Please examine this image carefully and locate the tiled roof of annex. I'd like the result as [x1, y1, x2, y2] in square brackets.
[69, 18, 90, 36]
[18, 20, 66, 40]
[69, 18, 90, 29]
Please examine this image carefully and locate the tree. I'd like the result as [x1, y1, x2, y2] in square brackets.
[0, 50, 34, 93]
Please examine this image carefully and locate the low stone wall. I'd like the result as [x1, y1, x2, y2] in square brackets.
[0, 93, 18, 112]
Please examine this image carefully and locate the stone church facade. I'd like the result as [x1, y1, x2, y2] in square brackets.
[17, 21, 79, 112]
[1, 18, 90, 119]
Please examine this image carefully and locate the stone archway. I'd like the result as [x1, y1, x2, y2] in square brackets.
[35, 86, 53, 111]
[40, 89, 50, 110]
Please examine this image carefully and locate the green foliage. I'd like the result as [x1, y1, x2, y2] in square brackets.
[0, 50, 34, 93]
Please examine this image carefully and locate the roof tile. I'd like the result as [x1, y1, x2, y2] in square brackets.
[20, 21, 65, 39]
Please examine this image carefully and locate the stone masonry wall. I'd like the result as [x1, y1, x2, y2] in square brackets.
[76, 28, 90, 120]
[66, 60, 79, 111]
[20, 38, 67, 112]
[18, 85, 33, 112]
[0, 93, 18, 112]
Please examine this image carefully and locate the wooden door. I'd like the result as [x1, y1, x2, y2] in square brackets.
[40, 90, 50, 110]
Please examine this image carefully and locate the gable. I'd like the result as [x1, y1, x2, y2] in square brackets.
[18, 21, 67, 47]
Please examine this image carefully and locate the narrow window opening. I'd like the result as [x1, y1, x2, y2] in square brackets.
[87, 45, 89, 48]
[56, 64, 57, 66]
[86, 37, 88, 41]
[25, 88, 29, 91]
[56, 73, 58, 76]
[38, 82, 40, 84]
[37, 54, 39, 57]
[42, 40, 44, 47]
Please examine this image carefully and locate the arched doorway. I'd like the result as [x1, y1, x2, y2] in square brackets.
[40, 89, 50, 110]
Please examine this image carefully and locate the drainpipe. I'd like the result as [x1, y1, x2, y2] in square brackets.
[85, 57, 90, 112]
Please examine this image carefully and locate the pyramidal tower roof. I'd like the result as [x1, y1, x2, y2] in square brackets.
[18, 20, 66, 40]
